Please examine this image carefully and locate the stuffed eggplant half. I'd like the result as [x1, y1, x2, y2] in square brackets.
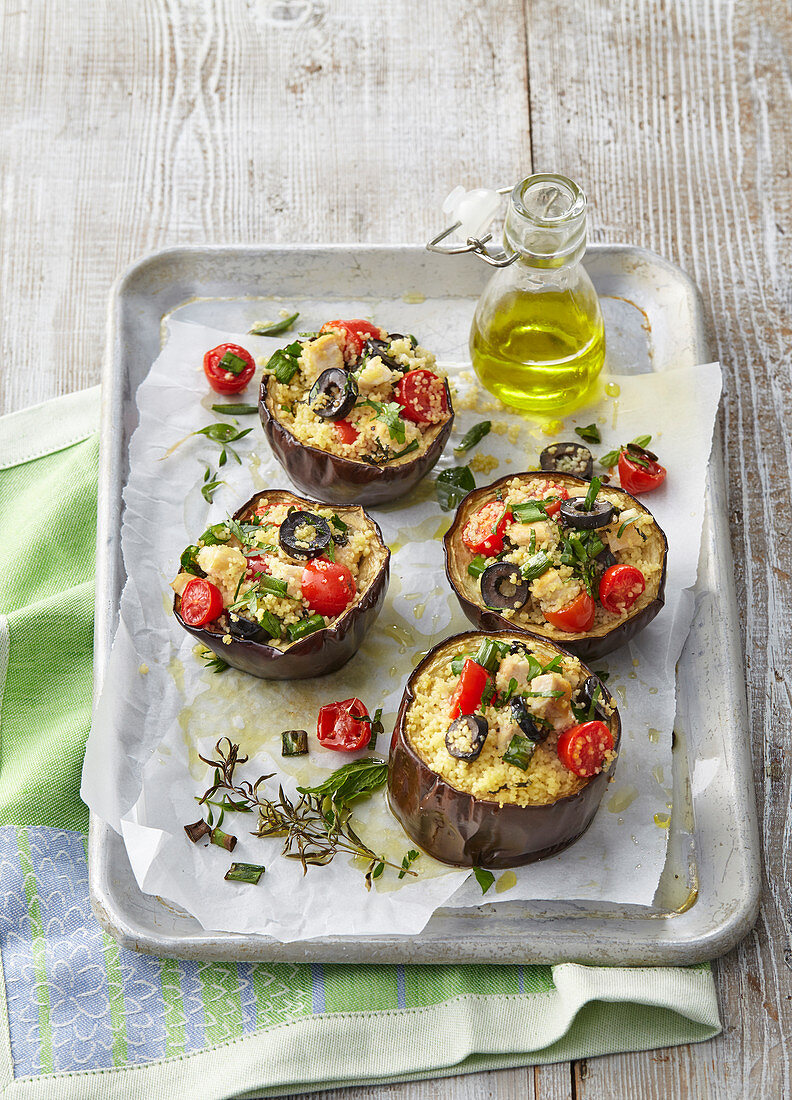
[388, 631, 620, 869]
[444, 471, 667, 661]
[171, 490, 389, 679]
[259, 320, 454, 505]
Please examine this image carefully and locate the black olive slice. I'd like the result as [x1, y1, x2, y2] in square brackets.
[578, 675, 612, 718]
[626, 442, 658, 462]
[559, 496, 615, 530]
[445, 714, 489, 761]
[308, 368, 358, 420]
[509, 697, 549, 742]
[227, 614, 268, 644]
[362, 338, 405, 372]
[480, 562, 530, 610]
[279, 510, 332, 558]
[539, 442, 594, 479]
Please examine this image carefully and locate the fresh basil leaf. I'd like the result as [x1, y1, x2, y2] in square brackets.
[298, 757, 389, 806]
[632, 434, 652, 448]
[436, 465, 476, 511]
[599, 447, 621, 468]
[473, 867, 495, 895]
[575, 423, 601, 444]
[454, 420, 491, 454]
[503, 734, 535, 771]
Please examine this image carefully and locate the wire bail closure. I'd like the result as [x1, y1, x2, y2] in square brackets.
[426, 185, 518, 268]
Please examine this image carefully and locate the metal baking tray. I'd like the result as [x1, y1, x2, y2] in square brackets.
[90, 243, 760, 964]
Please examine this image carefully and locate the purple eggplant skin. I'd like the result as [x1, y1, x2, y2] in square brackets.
[259, 375, 454, 506]
[387, 630, 621, 869]
[443, 471, 668, 662]
[173, 490, 389, 680]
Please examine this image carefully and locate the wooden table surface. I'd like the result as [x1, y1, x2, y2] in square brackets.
[1, 1, 788, 1096]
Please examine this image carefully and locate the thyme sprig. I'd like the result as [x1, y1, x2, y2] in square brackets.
[191, 739, 416, 889]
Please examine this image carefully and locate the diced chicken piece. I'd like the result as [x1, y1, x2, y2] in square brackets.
[357, 357, 396, 395]
[529, 567, 582, 613]
[265, 557, 305, 600]
[525, 672, 573, 731]
[507, 519, 557, 547]
[170, 572, 193, 597]
[299, 333, 344, 384]
[490, 710, 520, 754]
[495, 653, 533, 694]
[196, 545, 247, 604]
[604, 513, 645, 553]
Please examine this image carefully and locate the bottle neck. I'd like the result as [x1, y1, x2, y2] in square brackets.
[503, 174, 588, 269]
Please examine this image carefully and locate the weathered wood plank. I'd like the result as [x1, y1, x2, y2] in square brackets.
[527, 0, 791, 1093]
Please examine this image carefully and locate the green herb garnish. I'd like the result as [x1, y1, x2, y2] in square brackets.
[575, 423, 601, 444]
[473, 867, 495, 895]
[257, 610, 283, 639]
[369, 708, 383, 752]
[198, 649, 230, 674]
[298, 756, 389, 806]
[582, 476, 601, 512]
[330, 514, 348, 536]
[600, 435, 652, 469]
[180, 544, 202, 575]
[503, 734, 535, 771]
[199, 523, 231, 546]
[286, 614, 326, 642]
[249, 312, 299, 336]
[520, 551, 552, 582]
[218, 351, 248, 376]
[398, 849, 421, 879]
[201, 465, 224, 503]
[467, 555, 487, 578]
[436, 465, 475, 511]
[473, 638, 509, 673]
[281, 730, 309, 756]
[358, 399, 406, 443]
[224, 862, 266, 884]
[211, 403, 259, 416]
[391, 439, 420, 460]
[454, 420, 491, 454]
[512, 500, 548, 524]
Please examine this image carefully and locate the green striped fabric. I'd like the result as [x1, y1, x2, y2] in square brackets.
[0, 388, 720, 1099]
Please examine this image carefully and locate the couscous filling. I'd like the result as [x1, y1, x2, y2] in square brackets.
[265, 323, 451, 465]
[171, 496, 379, 650]
[405, 635, 617, 808]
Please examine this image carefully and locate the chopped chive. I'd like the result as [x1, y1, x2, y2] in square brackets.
[209, 827, 237, 852]
[512, 500, 548, 524]
[583, 476, 601, 513]
[391, 439, 420, 460]
[219, 351, 249, 376]
[369, 708, 383, 752]
[520, 551, 552, 582]
[184, 819, 211, 844]
[503, 734, 535, 771]
[467, 554, 487, 578]
[454, 420, 491, 454]
[286, 614, 326, 642]
[249, 312, 299, 337]
[224, 862, 266, 884]
[211, 403, 259, 416]
[281, 729, 309, 756]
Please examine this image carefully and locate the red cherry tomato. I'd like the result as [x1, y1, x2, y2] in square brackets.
[542, 590, 596, 632]
[180, 577, 224, 627]
[557, 720, 614, 777]
[462, 502, 512, 556]
[301, 559, 356, 617]
[320, 319, 383, 358]
[599, 564, 646, 615]
[317, 697, 371, 751]
[203, 343, 256, 395]
[245, 555, 269, 581]
[333, 419, 360, 445]
[618, 450, 667, 494]
[393, 369, 449, 424]
[449, 659, 490, 720]
[543, 487, 570, 517]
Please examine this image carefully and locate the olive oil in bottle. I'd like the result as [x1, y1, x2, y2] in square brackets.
[470, 174, 605, 413]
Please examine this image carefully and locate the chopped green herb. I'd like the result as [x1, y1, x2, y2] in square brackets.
[467, 555, 487, 578]
[298, 756, 389, 806]
[199, 523, 231, 546]
[180, 544, 202, 575]
[281, 729, 309, 756]
[586, 684, 602, 721]
[224, 862, 266, 884]
[582, 476, 601, 513]
[473, 867, 495, 895]
[503, 734, 535, 771]
[201, 466, 224, 503]
[473, 638, 509, 673]
[358, 399, 406, 443]
[330, 514, 348, 535]
[599, 447, 621, 469]
[198, 649, 230, 675]
[249, 312, 300, 336]
[257, 610, 283, 639]
[454, 420, 491, 454]
[369, 708, 383, 752]
[520, 551, 552, 582]
[218, 351, 248, 376]
[391, 439, 420, 460]
[398, 849, 421, 879]
[512, 500, 548, 524]
[450, 655, 468, 675]
[286, 614, 326, 642]
[523, 688, 565, 700]
[436, 465, 476, 511]
[575, 423, 601, 444]
[209, 827, 237, 852]
[211, 403, 259, 416]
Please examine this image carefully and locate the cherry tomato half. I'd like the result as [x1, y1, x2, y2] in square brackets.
[618, 450, 667, 494]
[557, 720, 614, 778]
[333, 419, 360, 445]
[180, 577, 224, 627]
[203, 343, 256, 395]
[599, 564, 646, 615]
[317, 697, 371, 751]
[393, 369, 449, 424]
[301, 559, 356, 617]
[542, 590, 596, 632]
[449, 659, 490, 720]
[245, 554, 269, 581]
[462, 502, 512, 556]
[320, 319, 384, 359]
[543, 486, 570, 517]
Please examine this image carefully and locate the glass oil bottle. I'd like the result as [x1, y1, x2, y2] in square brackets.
[469, 174, 605, 413]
